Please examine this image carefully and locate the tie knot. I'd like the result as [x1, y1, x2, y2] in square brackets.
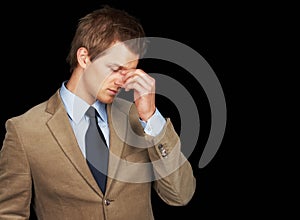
[85, 106, 97, 118]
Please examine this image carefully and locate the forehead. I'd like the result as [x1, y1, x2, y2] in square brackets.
[97, 42, 139, 68]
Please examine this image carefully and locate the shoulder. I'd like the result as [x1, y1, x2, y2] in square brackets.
[6, 100, 49, 128]
[109, 97, 144, 135]
[110, 97, 139, 120]
[7, 89, 61, 126]
[110, 97, 134, 112]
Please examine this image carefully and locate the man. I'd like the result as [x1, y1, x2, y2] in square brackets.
[0, 5, 196, 220]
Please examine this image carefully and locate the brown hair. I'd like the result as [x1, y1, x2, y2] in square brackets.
[66, 5, 147, 72]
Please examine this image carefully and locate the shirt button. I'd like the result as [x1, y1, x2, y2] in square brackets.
[104, 199, 111, 206]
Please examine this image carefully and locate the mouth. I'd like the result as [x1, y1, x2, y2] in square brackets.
[107, 88, 119, 95]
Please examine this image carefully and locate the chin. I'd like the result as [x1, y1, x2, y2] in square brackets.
[98, 96, 114, 104]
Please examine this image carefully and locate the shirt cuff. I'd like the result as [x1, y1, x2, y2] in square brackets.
[139, 108, 166, 136]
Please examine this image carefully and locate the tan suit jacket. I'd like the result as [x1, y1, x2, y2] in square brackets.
[0, 89, 196, 220]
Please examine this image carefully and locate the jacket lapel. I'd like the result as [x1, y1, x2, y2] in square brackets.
[105, 98, 147, 193]
[45, 90, 103, 197]
[105, 101, 127, 193]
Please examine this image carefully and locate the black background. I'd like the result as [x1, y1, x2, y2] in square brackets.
[0, 0, 287, 219]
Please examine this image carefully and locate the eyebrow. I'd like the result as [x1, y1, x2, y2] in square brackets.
[107, 61, 137, 70]
[107, 63, 134, 71]
[107, 63, 122, 68]
[107, 63, 122, 71]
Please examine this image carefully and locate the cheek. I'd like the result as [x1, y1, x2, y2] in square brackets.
[83, 66, 109, 92]
[97, 75, 115, 92]
[106, 73, 121, 85]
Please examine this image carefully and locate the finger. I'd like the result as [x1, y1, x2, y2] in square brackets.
[127, 85, 154, 101]
[123, 81, 145, 94]
[123, 74, 152, 91]
[123, 80, 148, 94]
[123, 71, 155, 91]
[121, 69, 148, 82]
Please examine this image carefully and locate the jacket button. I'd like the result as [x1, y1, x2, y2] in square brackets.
[104, 199, 111, 206]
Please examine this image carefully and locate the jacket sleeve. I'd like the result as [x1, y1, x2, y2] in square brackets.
[147, 118, 196, 206]
[0, 119, 32, 219]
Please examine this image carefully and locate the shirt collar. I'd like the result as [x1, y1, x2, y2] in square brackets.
[59, 81, 107, 124]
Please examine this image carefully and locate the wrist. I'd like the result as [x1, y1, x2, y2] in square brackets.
[139, 108, 156, 122]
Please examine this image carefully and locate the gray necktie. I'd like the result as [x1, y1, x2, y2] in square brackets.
[85, 106, 108, 193]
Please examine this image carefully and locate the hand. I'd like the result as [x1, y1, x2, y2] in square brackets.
[121, 69, 156, 121]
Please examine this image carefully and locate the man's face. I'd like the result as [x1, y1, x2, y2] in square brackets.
[82, 42, 139, 104]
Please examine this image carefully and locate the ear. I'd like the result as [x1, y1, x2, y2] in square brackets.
[77, 47, 91, 68]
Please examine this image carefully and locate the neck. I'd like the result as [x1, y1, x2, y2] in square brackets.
[66, 68, 96, 105]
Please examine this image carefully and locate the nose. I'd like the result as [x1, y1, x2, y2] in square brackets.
[114, 71, 124, 87]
